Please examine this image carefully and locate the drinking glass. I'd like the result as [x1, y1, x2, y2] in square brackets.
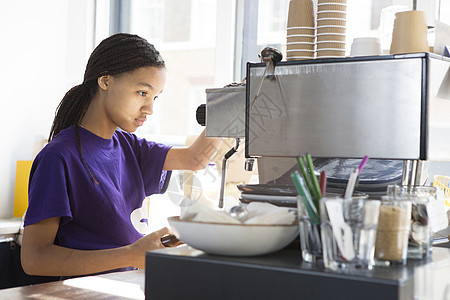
[320, 197, 380, 271]
[297, 196, 322, 263]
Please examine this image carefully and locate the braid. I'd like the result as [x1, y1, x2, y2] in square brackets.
[49, 33, 165, 184]
[48, 83, 92, 142]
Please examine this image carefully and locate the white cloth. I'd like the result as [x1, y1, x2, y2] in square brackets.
[181, 201, 296, 225]
[181, 203, 240, 224]
[244, 202, 296, 225]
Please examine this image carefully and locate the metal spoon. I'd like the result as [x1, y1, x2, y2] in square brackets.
[229, 205, 249, 222]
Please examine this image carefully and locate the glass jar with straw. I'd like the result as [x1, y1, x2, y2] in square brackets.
[291, 154, 323, 262]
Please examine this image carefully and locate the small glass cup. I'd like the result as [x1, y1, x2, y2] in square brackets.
[387, 185, 435, 259]
[320, 197, 380, 272]
[297, 196, 322, 263]
[374, 196, 411, 266]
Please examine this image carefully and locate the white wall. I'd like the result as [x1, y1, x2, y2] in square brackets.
[0, 0, 95, 218]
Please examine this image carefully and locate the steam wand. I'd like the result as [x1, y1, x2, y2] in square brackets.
[218, 138, 241, 209]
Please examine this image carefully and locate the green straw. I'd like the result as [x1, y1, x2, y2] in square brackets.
[305, 153, 322, 209]
[291, 171, 320, 225]
[296, 156, 316, 200]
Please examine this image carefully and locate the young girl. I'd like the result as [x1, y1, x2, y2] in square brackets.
[21, 33, 222, 277]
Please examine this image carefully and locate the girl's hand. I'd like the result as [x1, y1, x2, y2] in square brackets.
[129, 227, 171, 269]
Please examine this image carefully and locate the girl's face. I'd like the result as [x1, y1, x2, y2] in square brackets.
[103, 66, 166, 133]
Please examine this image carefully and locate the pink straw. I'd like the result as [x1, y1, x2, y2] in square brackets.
[357, 155, 369, 176]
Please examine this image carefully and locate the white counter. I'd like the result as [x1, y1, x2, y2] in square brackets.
[0, 218, 22, 242]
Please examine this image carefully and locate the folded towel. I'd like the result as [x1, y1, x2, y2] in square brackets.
[181, 201, 296, 225]
[244, 202, 296, 225]
[181, 203, 240, 224]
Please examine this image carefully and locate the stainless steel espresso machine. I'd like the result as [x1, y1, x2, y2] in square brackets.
[245, 52, 450, 184]
[202, 51, 450, 208]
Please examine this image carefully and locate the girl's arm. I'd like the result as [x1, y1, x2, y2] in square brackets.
[21, 217, 169, 276]
[163, 128, 223, 171]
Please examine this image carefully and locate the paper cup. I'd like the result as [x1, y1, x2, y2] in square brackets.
[350, 37, 382, 56]
[317, 26, 346, 35]
[318, 0, 347, 4]
[317, 3, 347, 10]
[286, 49, 315, 55]
[287, 33, 315, 38]
[287, 35, 315, 44]
[317, 25, 346, 30]
[316, 33, 346, 42]
[390, 10, 429, 55]
[287, 27, 315, 36]
[317, 5, 347, 14]
[287, 0, 315, 28]
[316, 11, 347, 19]
[286, 41, 315, 45]
[316, 41, 346, 49]
[287, 52, 314, 60]
[286, 55, 315, 61]
[287, 57, 315, 61]
[316, 56, 343, 59]
[286, 51, 314, 56]
[317, 18, 346, 27]
[287, 43, 315, 51]
[316, 49, 346, 57]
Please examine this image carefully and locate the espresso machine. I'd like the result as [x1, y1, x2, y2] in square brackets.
[198, 51, 450, 208]
[244, 52, 450, 185]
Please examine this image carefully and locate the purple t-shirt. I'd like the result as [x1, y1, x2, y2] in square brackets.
[24, 126, 172, 250]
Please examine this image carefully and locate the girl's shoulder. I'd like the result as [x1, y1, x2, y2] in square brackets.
[114, 130, 171, 152]
[114, 129, 150, 148]
[41, 127, 78, 155]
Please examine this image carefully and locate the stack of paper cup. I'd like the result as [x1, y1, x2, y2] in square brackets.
[286, 0, 315, 61]
[316, 0, 347, 58]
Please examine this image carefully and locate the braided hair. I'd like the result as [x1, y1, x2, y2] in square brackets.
[48, 33, 165, 184]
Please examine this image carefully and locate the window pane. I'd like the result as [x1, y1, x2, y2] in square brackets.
[440, 0, 450, 24]
[127, 0, 222, 137]
[164, 0, 191, 42]
[129, 0, 165, 41]
[257, 0, 290, 54]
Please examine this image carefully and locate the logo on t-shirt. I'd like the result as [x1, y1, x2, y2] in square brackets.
[130, 197, 151, 235]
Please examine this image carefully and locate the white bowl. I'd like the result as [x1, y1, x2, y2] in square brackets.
[167, 216, 299, 256]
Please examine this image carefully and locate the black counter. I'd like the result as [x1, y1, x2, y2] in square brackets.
[145, 245, 450, 300]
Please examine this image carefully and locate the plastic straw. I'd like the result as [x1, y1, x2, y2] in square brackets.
[296, 156, 316, 199]
[319, 170, 327, 196]
[305, 153, 323, 200]
[357, 155, 369, 176]
[291, 171, 320, 224]
[344, 167, 359, 199]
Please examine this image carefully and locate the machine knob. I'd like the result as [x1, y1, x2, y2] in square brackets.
[260, 47, 283, 64]
[196, 104, 206, 126]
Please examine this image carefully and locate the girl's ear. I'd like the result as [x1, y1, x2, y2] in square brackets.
[98, 75, 110, 90]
